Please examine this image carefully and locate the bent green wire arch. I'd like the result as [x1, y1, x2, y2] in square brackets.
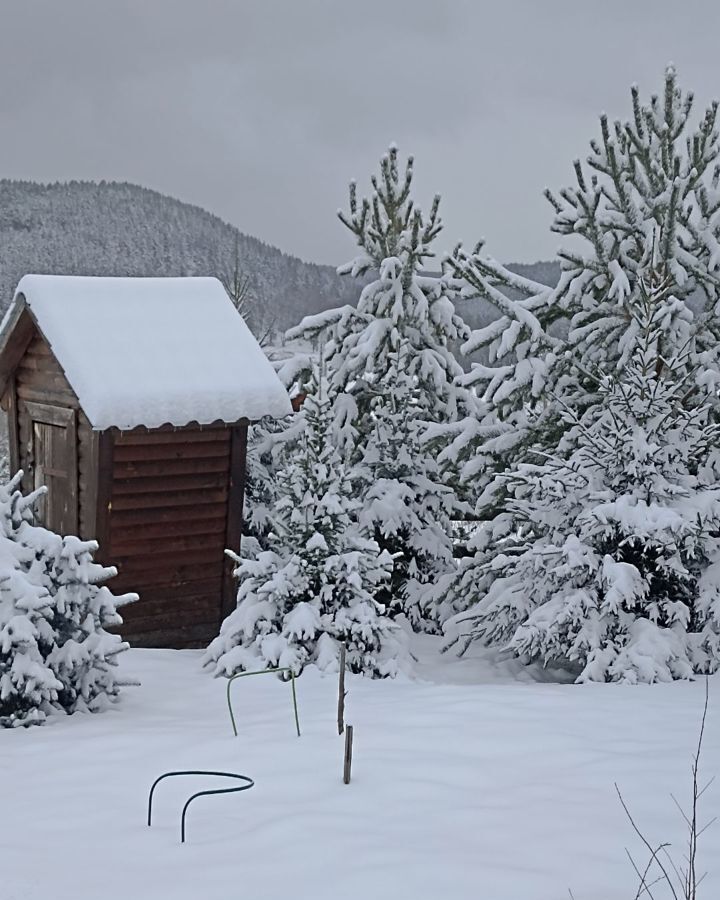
[225, 668, 301, 738]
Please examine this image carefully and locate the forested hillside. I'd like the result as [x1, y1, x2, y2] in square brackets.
[0, 180, 360, 331]
[0, 179, 558, 335]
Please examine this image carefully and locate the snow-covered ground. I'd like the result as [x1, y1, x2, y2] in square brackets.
[2, 640, 719, 900]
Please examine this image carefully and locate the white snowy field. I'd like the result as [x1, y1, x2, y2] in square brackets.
[1, 641, 719, 900]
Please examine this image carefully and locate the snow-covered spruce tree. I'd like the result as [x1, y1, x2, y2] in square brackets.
[32, 533, 135, 713]
[450, 272, 720, 682]
[204, 381, 407, 678]
[288, 147, 476, 630]
[0, 473, 135, 725]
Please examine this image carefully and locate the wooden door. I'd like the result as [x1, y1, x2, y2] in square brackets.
[22, 401, 78, 534]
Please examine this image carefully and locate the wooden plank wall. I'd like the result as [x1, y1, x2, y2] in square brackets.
[15, 332, 77, 408]
[108, 427, 232, 648]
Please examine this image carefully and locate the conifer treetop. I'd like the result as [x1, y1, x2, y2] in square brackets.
[338, 145, 442, 280]
[454, 67, 720, 339]
[290, 145, 472, 425]
[442, 68, 720, 482]
[545, 64, 720, 308]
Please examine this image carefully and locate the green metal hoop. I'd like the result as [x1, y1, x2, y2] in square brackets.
[225, 668, 301, 738]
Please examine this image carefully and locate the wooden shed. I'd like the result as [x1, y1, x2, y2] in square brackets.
[0, 275, 291, 649]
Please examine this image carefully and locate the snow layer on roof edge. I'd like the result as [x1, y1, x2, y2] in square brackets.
[12, 275, 292, 430]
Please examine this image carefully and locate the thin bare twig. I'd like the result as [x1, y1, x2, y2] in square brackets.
[628, 845, 665, 900]
[616, 784, 680, 900]
[619, 678, 713, 900]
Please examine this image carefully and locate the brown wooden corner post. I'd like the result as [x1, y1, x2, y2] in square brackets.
[79, 420, 99, 541]
[4, 376, 19, 476]
[94, 430, 115, 564]
[221, 422, 248, 624]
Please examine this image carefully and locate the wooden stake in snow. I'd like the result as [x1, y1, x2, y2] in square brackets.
[337, 643, 347, 736]
[343, 725, 354, 785]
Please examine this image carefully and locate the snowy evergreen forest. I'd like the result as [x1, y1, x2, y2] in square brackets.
[210, 67, 720, 688]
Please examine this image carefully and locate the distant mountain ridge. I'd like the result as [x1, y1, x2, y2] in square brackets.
[0, 180, 360, 331]
[0, 179, 559, 333]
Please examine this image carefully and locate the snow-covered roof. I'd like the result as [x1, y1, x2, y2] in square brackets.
[4, 275, 292, 430]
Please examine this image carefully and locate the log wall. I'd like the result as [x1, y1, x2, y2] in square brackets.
[107, 426, 234, 648]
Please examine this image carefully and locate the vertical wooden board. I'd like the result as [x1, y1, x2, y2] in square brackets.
[4, 377, 19, 477]
[31, 420, 51, 523]
[78, 414, 99, 540]
[221, 423, 248, 622]
[17, 403, 33, 494]
[65, 407, 78, 535]
[94, 430, 115, 561]
[28, 408, 78, 535]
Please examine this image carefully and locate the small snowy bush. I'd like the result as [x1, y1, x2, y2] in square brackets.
[204, 386, 408, 678]
[0, 474, 135, 727]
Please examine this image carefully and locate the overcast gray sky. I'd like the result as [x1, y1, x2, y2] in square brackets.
[2, 1, 719, 266]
